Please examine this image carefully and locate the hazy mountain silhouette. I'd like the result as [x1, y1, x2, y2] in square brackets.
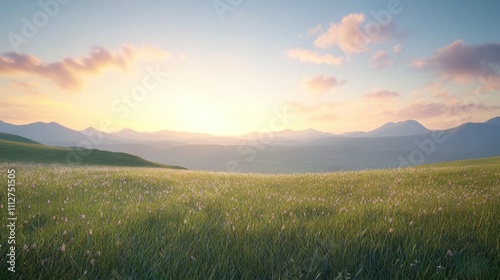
[485, 116, 500, 125]
[429, 118, 500, 161]
[0, 120, 88, 146]
[1, 117, 499, 173]
[113, 128, 245, 145]
[343, 120, 430, 137]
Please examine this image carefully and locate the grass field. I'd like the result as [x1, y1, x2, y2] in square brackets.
[0, 158, 499, 279]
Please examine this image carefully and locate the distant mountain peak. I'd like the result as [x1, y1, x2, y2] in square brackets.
[486, 116, 500, 125]
[117, 128, 139, 133]
[363, 119, 429, 137]
[30, 121, 66, 129]
[381, 119, 420, 127]
[81, 127, 100, 133]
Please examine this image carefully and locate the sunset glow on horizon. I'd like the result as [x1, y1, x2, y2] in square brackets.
[1, 0, 499, 136]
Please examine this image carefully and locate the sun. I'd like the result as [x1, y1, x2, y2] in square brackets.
[173, 96, 231, 135]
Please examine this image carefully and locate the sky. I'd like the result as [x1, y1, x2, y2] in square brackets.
[0, 0, 499, 136]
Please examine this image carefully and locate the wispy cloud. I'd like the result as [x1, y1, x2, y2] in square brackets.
[413, 40, 500, 82]
[286, 100, 343, 114]
[314, 13, 403, 54]
[286, 48, 343, 65]
[411, 82, 458, 103]
[308, 113, 339, 123]
[10, 81, 40, 94]
[0, 101, 48, 123]
[363, 90, 399, 100]
[302, 75, 346, 94]
[0, 44, 170, 91]
[370, 50, 393, 69]
[387, 101, 500, 120]
[392, 44, 403, 54]
[307, 24, 323, 37]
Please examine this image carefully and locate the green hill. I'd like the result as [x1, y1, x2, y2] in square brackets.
[0, 132, 41, 144]
[0, 133, 186, 169]
[415, 156, 500, 169]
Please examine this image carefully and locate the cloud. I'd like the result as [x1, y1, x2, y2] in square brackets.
[10, 81, 40, 94]
[425, 83, 452, 100]
[307, 24, 323, 36]
[286, 100, 343, 114]
[303, 75, 346, 93]
[423, 82, 443, 92]
[370, 50, 393, 69]
[314, 13, 402, 54]
[413, 40, 500, 82]
[387, 101, 500, 120]
[308, 113, 339, 122]
[411, 82, 457, 103]
[286, 48, 343, 65]
[0, 101, 49, 123]
[0, 44, 170, 90]
[388, 102, 447, 119]
[393, 44, 403, 53]
[363, 90, 399, 100]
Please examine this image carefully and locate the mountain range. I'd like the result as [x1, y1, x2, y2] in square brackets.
[0, 117, 499, 173]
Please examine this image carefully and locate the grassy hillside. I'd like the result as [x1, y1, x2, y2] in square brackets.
[0, 158, 498, 279]
[0, 132, 40, 144]
[415, 156, 500, 169]
[0, 133, 186, 169]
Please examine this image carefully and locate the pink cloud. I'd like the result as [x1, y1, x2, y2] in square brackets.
[286, 100, 343, 114]
[393, 44, 403, 53]
[10, 81, 40, 93]
[370, 50, 393, 69]
[314, 13, 402, 54]
[389, 102, 448, 119]
[414, 82, 456, 102]
[424, 82, 443, 92]
[0, 101, 49, 123]
[364, 90, 399, 99]
[286, 48, 343, 65]
[387, 101, 500, 120]
[303, 75, 346, 94]
[308, 113, 339, 122]
[424, 82, 456, 101]
[413, 40, 500, 82]
[0, 45, 170, 91]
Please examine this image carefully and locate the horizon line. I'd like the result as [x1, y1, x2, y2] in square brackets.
[1, 116, 499, 137]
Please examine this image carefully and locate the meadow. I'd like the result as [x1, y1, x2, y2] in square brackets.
[0, 157, 499, 279]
